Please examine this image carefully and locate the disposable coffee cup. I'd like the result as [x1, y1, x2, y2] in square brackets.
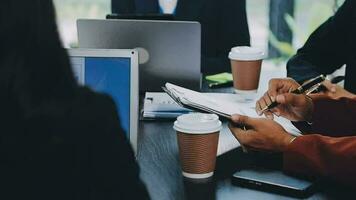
[174, 113, 222, 179]
[229, 46, 265, 101]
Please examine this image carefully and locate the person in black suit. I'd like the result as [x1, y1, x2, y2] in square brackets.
[0, 0, 149, 199]
[287, 0, 356, 98]
[112, 0, 251, 75]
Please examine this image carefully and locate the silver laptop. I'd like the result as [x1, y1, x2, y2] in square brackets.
[77, 19, 202, 92]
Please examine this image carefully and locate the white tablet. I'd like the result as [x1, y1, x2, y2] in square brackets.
[68, 49, 139, 154]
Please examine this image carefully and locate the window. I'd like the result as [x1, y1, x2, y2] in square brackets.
[55, 0, 344, 62]
[246, 0, 344, 62]
[54, 0, 110, 48]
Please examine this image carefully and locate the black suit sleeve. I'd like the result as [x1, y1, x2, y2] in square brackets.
[287, 0, 355, 83]
[202, 0, 250, 74]
[89, 94, 149, 199]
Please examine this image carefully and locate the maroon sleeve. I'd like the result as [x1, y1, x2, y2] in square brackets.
[310, 95, 356, 136]
[283, 135, 356, 188]
[293, 95, 356, 137]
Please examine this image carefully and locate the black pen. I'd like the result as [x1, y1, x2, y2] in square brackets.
[309, 75, 345, 92]
[331, 75, 345, 84]
[260, 75, 326, 113]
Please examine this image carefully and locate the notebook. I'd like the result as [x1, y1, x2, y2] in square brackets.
[143, 92, 191, 119]
[162, 83, 301, 136]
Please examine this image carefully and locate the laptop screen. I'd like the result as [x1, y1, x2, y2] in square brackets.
[70, 56, 131, 137]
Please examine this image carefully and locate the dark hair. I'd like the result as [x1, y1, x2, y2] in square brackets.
[0, 0, 78, 117]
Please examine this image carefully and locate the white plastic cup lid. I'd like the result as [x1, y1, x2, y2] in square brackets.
[228, 46, 266, 61]
[173, 113, 222, 134]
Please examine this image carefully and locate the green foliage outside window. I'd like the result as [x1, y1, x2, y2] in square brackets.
[269, 0, 344, 63]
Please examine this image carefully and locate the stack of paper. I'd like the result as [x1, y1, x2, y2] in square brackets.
[143, 92, 191, 119]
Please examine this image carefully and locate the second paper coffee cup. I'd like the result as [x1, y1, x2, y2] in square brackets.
[174, 113, 222, 179]
[229, 46, 265, 100]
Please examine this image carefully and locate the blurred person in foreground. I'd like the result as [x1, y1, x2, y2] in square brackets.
[287, 0, 356, 99]
[229, 78, 356, 188]
[0, 0, 149, 199]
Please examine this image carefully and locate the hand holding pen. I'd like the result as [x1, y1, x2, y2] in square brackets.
[255, 75, 325, 121]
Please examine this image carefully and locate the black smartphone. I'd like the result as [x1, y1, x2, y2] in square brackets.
[231, 168, 317, 198]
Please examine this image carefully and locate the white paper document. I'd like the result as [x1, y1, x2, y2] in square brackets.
[164, 83, 301, 136]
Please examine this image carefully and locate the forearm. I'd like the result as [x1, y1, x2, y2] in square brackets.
[293, 95, 356, 137]
[310, 95, 356, 136]
[286, 0, 354, 81]
[286, 54, 322, 83]
[284, 134, 356, 188]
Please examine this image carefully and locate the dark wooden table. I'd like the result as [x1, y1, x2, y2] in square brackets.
[137, 119, 354, 200]
[136, 69, 354, 200]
